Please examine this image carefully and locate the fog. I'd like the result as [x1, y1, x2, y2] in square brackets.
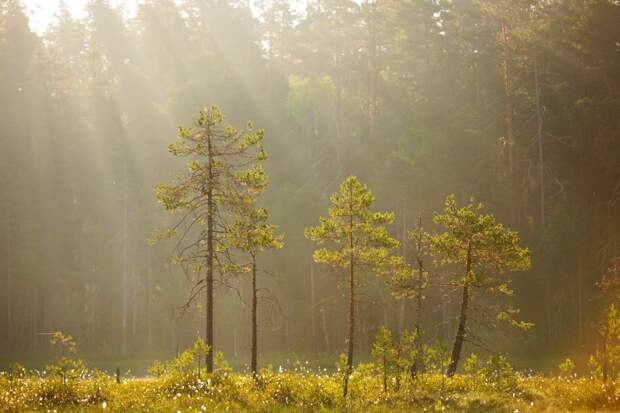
[1, 0, 619, 374]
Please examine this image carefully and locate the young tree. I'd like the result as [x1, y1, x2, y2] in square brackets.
[386, 216, 429, 377]
[305, 176, 399, 396]
[154, 106, 266, 372]
[226, 206, 283, 376]
[372, 325, 395, 392]
[428, 195, 531, 377]
[589, 304, 620, 383]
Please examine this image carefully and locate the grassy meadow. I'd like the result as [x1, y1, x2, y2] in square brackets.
[1, 353, 618, 413]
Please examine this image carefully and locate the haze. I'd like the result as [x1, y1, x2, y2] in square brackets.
[1, 0, 619, 384]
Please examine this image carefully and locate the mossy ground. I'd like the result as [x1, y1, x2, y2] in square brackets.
[2, 368, 620, 412]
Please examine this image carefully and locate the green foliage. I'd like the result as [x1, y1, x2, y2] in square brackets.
[371, 326, 428, 391]
[287, 75, 337, 121]
[147, 359, 166, 378]
[306, 176, 401, 394]
[0, 334, 113, 409]
[214, 351, 233, 375]
[476, 355, 519, 392]
[46, 332, 86, 384]
[5, 359, 620, 412]
[153, 105, 267, 274]
[429, 195, 531, 292]
[8, 362, 27, 380]
[45, 357, 86, 384]
[335, 353, 349, 383]
[427, 195, 532, 374]
[558, 358, 576, 375]
[193, 337, 210, 367]
[305, 176, 400, 272]
[463, 353, 479, 375]
[50, 331, 77, 355]
[225, 207, 284, 263]
[335, 353, 348, 373]
[148, 337, 210, 382]
[420, 341, 452, 374]
[153, 105, 268, 370]
[588, 304, 620, 382]
[388, 223, 430, 300]
[371, 326, 396, 391]
[2, 0, 619, 369]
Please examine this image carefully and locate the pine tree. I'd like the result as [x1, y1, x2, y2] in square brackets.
[305, 176, 399, 396]
[589, 304, 620, 383]
[154, 106, 266, 372]
[372, 325, 395, 392]
[429, 195, 531, 377]
[386, 216, 429, 377]
[226, 205, 283, 376]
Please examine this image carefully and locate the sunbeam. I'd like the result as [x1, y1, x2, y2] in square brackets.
[2, 0, 620, 411]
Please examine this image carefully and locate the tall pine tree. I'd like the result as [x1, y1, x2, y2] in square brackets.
[154, 106, 266, 372]
[305, 176, 399, 396]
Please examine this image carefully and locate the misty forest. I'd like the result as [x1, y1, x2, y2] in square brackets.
[1, 0, 620, 411]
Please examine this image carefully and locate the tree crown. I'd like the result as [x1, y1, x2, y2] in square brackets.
[429, 194, 531, 287]
[304, 176, 399, 270]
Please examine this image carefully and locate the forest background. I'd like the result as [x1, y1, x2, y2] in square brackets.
[1, 0, 619, 373]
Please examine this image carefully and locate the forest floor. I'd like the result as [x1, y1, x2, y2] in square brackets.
[2, 368, 620, 412]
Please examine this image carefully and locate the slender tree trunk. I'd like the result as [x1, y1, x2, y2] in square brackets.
[367, 0, 379, 142]
[501, 21, 518, 224]
[146, 247, 152, 350]
[175, 317, 180, 358]
[284, 301, 290, 353]
[398, 203, 407, 335]
[447, 283, 470, 377]
[382, 351, 387, 392]
[474, 30, 481, 105]
[360, 307, 366, 356]
[411, 216, 424, 377]
[395, 344, 402, 391]
[29, 290, 34, 351]
[545, 293, 551, 346]
[502, 21, 514, 178]
[90, 281, 96, 350]
[132, 267, 137, 339]
[603, 329, 609, 383]
[251, 254, 258, 376]
[206, 135, 215, 373]
[321, 306, 330, 351]
[447, 240, 472, 377]
[122, 164, 129, 356]
[578, 278, 583, 344]
[310, 261, 317, 352]
[6, 223, 11, 347]
[233, 325, 238, 357]
[344, 200, 355, 397]
[410, 276, 423, 377]
[534, 62, 545, 234]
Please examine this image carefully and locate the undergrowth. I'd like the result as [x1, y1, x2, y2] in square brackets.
[2, 336, 620, 412]
[2, 362, 620, 412]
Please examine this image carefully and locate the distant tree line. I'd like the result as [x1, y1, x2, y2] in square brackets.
[0, 0, 619, 369]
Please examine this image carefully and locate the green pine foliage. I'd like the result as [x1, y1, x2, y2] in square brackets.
[305, 176, 399, 395]
[1, 1, 620, 411]
[588, 304, 620, 382]
[426, 195, 532, 375]
[153, 105, 266, 371]
[304, 176, 399, 272]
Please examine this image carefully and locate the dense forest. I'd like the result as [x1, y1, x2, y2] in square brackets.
[1, 0, 619, 380]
